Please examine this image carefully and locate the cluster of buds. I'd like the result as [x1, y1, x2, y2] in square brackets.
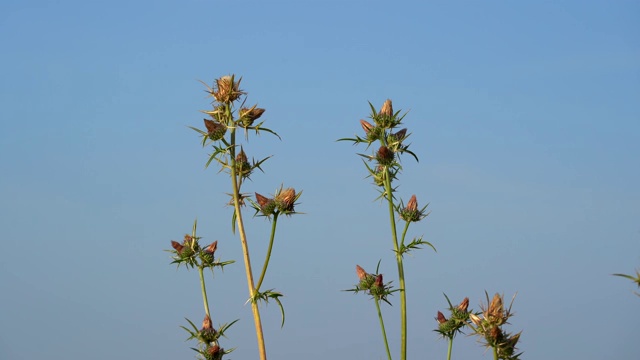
[252, 187, 301, 217]
[434, 297, 471, 339]
[351, 265, 394, 304]
[398, 195, 429, 223]
[169, 234, 222, 269]
[469, 293, 522, 360]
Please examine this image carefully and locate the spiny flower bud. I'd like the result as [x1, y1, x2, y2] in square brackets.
[487, 293, 504, 322]
[255, 192, 276, 215]
[400, 195, 425, 222]
[469, 313, 482, 326]
[205, 241, 218, 255]
[392, 128, 407, 141]
[239, 106, 265, 127]
[376, 146, 395, 166]
[204, 119, 227, 141]
[489, 326, 502, 342]
[360, 119, 374, 134]
[356, 265, 367, 280]
[171, 240, 184, 254]
[235, 149, 251, 177]
[374, 274, 383, 288]
[206, 344, 222, 360]
[436, 311, 447, 324]
[275, 187, 296, 212]
[458, 297, 469, 312]
[200, 315, 217, 343]
[213, 75, 243, 103]
[379, 99, 393, 117]
[406, 195, 418, 212]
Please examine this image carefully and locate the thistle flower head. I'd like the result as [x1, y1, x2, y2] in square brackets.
[399, 195, 428, 222]
[213, 75, 244, 103]
[376, 146, 395, 166]
[275, 187, 296, 213]
[379, 99, 393, 117]
[355, 265, 367, 280]
[239, 106, 265, 127]
[204, 119, 227, 141]
[458, 297, 470, 313]
[436, 311, 447, 324]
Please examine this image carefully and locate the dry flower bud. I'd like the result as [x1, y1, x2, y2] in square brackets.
[380, 99, 393, 117]
[469, 313, 482, 326]
[489, 326, 502, 341]
[236, 149, 248, 164]
[239, 106, 265, 127]
[374, 274, 383, 288]
[213, 75, 243, 103]
[276, 187, 296, 212]
[202, 315, 213, 330]
[393, 128, 407, 141]
[203, 119, 226, 141]
[436, 311, 447, 324]
[406, 195, 418, 212]
[487, 293, 504, 320]
[360, 119, 374, 134]
[356, 265, 367, 280]
[207, 345, 221, 356]
[458, 297, 469, 312]
[205, 241, 218, 254]
[171, 240, 184, 254]
[255, 193, 270, 207]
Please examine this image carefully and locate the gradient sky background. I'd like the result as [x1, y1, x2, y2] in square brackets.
[1, 1, 639, 359]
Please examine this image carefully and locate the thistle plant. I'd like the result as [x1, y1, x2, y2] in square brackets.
[434, 295, 471, 360]
[166, 221, 236, 359]
[172, 74, 301, 360]
[340, 100, 434, 360]
[346, 264, 398, 360]
[467, 293, 523, 360]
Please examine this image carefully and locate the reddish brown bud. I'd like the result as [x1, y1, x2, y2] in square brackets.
[213, 75, 243, 103]
[374, 274, 383, 288]
[393, 128, 407, 141]
[171, 240, 184, 254]
[202, 314, 213, 330]
[356, 265, 367, 280]
[380, 99, 393, 117]
[203, 119, 226, 140]
[436, 311, 447, 324]
[458, 297, 469, 312]
[487, 293, 503, 320]
[236, 149, 248, 164]
[489, 326, 502, 341]
[376, 146, 394, 165]
[360, 119, 374, 134]
[205, 241, 218, 255]
[239, 106, 265, 122]
[255, 193, 270, 207]
[207, 345, 221, 356]
[406, 195, 418, 212]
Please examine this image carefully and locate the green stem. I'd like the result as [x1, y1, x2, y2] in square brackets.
[198, 266, 211, 319]
[492, 346, 498, 360]
[400, 220, 410, 248]
[446, 337, 453, 360]
[229, 124, 268, 360]
[382, 167, 407, 360]
[375, 298, 393, 360]
[255, 212, 279, 292]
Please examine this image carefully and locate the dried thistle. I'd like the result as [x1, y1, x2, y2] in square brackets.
[379, 99, 393, 117]
[239, 106, 265, 127]
[213, 75, 244, 103]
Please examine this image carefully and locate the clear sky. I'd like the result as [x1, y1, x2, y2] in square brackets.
[1, 1, 638, 359]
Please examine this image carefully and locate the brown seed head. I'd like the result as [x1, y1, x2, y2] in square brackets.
[380, 99, 393, 117]
[213, 75, 243, 103]
[276, 188, 296, 211]
[355, 265, 367, 280]
[436, 311, 447, 324]
[458, 297, 469, 312]
[171, 240, 184, 254]
[360, 119, 374, 134]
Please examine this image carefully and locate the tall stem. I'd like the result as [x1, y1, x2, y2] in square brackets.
[375, 298, 393, 360]
[229, 126, 267, 360]
[446, 337, 453, 360]
[383, 167, 407, 360]
[256, 213, 279, 292]
[198, 266, 211, 318]
[492, 346, 498, 360]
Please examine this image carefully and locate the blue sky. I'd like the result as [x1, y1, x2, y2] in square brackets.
[1, 1, 638, 359]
